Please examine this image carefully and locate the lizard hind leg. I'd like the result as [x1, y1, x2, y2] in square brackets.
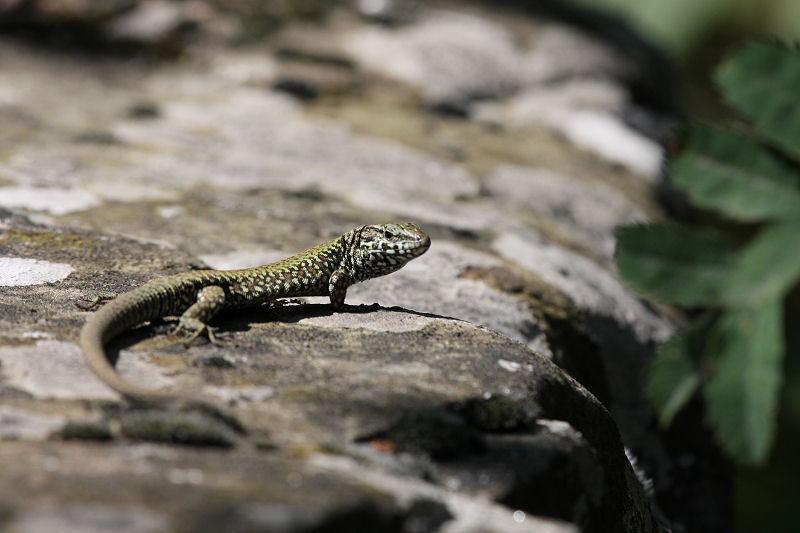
[172, 285, 226, 344]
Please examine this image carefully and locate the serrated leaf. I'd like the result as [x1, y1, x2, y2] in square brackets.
[722, 219, 800, 306]
[646, 314, 716, 425]
[616, 224, 738, 306]
[704, 301, 784, 464]
[671, 125, 800, 221]
[716, 41, 800, 161]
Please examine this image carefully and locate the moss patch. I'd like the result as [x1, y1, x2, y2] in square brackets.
[117, 408, 239, 448]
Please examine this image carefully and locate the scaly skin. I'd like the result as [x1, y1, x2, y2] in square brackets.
[80, 222, 430, 405]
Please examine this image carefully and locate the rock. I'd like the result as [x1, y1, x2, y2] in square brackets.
[552, 109, 664, 179]
[271, 61, 361, 100]
[0, 0, 136, 24]
[485, 164, 647, 260]
[0, 406, 65, 440]
[0, 187, 100, 216]
[0, 340, 174, 401]
[6, 504, 167, 533]
[0, 0, 242, 52]
[344, 242, 550, 354]
[73, 130, 122, 144]
[105, 1, 185, 44]
[272, 77, 319, 101]
[521, 24, 632, 84]
[344, 8, 667, 179]
[344, 11, 523, 108]
[491, 230, 675, 456]
[0, 257, 73, 286]
[0, 4, 727, 531]
[474, 81, 665, 178]
[0, 211, 656, 532]
[126, 101, 161, 119]
[355, 0, 417, 26]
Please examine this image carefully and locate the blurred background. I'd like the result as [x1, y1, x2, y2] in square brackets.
[576, 2, 799, 532]
[581, 0, 800, 57]
[1, 1, 798, 532]
[578, 0, 800, 118]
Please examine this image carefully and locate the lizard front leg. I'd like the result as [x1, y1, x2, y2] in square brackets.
[328, 269, 351, 310]
[172, 285, 226, 343]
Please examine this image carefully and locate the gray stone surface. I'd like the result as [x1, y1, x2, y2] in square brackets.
[492, 231, 673, 347]
[521, 24, 632, 84]
[0, 187, 101, 216]
[0, 257, 74, 286]
[0, 341, 175, 401]
[0, 406, 65, 441]
[7, 505, 167, 533]
[492, 230, 675, 449]
[475, 83, 664, 179]
[106, 0, 184, 43]
[347, 241, 551, 355]
[485, 164, 647, 261]
[345, 11, 524, 104]
[0, 2, 699, 532]
[345, 8, 663, 179]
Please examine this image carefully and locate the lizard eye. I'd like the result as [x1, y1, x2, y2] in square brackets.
[383, 229, 395, 239]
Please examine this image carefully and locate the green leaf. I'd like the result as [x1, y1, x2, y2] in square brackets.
[723, 219, 800, 306]
[616, 224, 738, 306]
[716, 41, 800, 161]
[704, 301, 784, 464]
[671, 125, 800, 221]
[646, 314, 716, 425]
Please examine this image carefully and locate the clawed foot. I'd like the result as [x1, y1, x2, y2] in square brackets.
[171, 318, 228, 346]
[75, 291, 116, 311]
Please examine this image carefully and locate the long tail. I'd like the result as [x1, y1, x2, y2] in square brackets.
[79, 289, 200, 405]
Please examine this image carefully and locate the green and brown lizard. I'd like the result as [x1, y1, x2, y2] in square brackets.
[80, 222, 430, 405]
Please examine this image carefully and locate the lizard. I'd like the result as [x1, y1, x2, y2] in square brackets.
[79, 222, 431, 407]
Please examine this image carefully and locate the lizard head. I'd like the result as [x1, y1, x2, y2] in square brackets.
[351, 222, 430, 280]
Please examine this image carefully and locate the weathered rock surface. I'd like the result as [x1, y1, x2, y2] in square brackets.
[0, 2, 722, 533]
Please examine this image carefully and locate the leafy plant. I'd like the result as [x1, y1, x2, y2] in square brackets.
[616, 41, 800, 464]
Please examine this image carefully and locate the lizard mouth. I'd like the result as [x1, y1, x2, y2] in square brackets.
[398, 228, 430, 257]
